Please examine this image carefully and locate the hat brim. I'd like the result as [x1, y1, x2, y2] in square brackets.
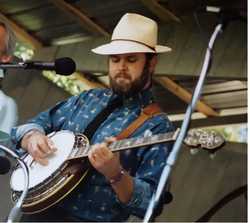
[91, 40, 171, 55]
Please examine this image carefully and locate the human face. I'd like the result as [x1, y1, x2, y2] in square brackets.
[109, 53, 155, 96]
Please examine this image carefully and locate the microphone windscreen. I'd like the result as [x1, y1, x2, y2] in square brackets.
[0, 155, 11, 175]
[55, 57, 76, 76]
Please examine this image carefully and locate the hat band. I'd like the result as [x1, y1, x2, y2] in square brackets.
[111, 39, 156, 51]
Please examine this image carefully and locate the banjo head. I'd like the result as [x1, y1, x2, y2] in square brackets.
[10, 130, 75, 192]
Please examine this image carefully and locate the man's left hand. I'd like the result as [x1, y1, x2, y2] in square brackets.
[88, 138, 121, 180]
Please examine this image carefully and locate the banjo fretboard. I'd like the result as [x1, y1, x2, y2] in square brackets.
[68, 129, 180, 161]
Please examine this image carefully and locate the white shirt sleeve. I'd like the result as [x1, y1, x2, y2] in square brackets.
[0, 90, 18, 134]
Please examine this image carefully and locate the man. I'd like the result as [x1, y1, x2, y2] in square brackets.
[11, 13, 174, 221]
[0, 21, 18, 137]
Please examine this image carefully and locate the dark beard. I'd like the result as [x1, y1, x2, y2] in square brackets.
[109, 64, 152, 98]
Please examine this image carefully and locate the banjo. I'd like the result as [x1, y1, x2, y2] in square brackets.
[10, 128, 224, 214]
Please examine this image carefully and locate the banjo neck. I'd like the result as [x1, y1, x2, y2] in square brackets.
[67, 129, 180, 162]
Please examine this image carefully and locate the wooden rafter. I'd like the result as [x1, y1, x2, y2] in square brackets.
[0, 12, 43, 49]
[140, 0, 181, 23]
[50, 0, 110, 37]
[154, 76, 219, 117]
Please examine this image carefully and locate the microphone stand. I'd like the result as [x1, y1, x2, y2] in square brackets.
[0, 144, 29, 223]
[143, 23, 224, 222]
[0, 62, 27, 69]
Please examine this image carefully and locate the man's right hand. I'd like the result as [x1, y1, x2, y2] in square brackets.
[21, 130, 57, 166]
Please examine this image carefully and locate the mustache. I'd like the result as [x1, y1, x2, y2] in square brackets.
[114, 72, 131, 80]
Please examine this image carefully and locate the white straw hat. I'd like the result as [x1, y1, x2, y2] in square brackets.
[92, 13, 171, 55]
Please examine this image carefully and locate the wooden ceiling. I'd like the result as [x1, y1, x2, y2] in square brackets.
[0, 0, 246, 48]
[0, 0, 247, 125]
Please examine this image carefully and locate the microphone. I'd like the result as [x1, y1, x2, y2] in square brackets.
[25, 57, 76, 75]
[0, 57, 76, 76]
[0, 155, 11, 175]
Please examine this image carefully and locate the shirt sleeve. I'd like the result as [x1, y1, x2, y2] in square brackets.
[116, 116, 175, 218]
[0, 95, 18, 134]
[10, 94, 79, 150]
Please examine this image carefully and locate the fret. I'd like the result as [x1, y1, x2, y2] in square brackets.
[147, 134, 159, 142]
[134, 137, 144, 145]
[120, 138, 131, 147]
[113, 140, 122, 150]
[120, 139, 132, 150]
[110, 138, 129, 152]
[129, 137, 137, 145]
[109, 140, 118, 150]
[123, 139, 132, 147]
[158, 133, 166, 141]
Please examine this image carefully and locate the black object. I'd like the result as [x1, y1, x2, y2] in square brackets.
[84, 97, 123, 140]
[25, 57, 76, 75]
[0, 155, 11, 174]
[0, 57, 76, 76]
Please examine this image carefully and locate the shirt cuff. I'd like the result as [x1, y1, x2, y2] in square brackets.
[116, 177, 152, 214]
[11, 123, 45, 154]
[15, 123, 45, 143]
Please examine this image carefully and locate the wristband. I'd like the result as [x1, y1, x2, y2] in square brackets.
[109, 168, 125, 185]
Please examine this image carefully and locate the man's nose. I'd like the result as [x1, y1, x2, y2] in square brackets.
[118, 59, 127, 71]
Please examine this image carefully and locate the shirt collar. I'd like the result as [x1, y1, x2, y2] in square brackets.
[110, 89, 154, 109]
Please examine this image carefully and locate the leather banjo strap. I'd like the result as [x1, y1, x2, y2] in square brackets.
[116, 103, 162, 140]
[84, 96, 162, 141]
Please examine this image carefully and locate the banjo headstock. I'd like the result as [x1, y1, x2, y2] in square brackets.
[184, 128, 225, 150]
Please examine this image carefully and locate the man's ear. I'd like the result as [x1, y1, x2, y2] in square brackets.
[149, 55, 158, 73]
[0, 55, 12, 63]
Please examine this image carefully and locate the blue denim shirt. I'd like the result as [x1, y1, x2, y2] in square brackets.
[11, 88, 174, 221]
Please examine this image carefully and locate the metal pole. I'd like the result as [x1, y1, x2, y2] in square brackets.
[0, 145, 29, 223]
[143, 23, 223, 222]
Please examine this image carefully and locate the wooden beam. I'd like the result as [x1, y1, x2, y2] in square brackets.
[140, 0, 181, 23]
[0, 12, 43, 49]
[173, 114, 247, 129]
[154, 76, 219, 116]
[201, 80, 247, 94]
[50, 0, 110, 37]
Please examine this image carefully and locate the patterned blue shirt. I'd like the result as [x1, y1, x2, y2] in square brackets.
[11, 88, 174, 221]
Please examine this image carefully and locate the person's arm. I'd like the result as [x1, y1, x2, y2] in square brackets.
[10, 95, 79, 163]
[88, 118, 175, 217]
[123, 143, 171, 216]
[109, 168, 134, 204]
[11, 95, 79, 149]
[88, 141, 134, 203]
[20, 129, 57, 165]
[88, 139, 172, 216]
